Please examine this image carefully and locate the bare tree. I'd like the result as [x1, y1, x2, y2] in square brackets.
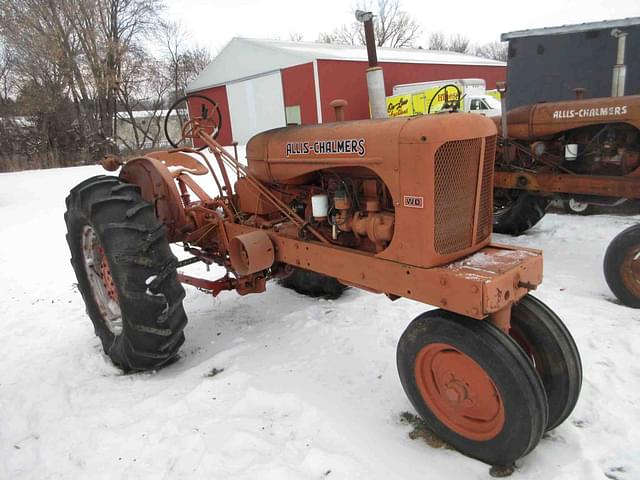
[427, 32, 446, 50]
[62, 0, 163, 139]
[474, 41, 508, 61]
[317, 24, 360, 45]
[372, 0, 420, 48]
[0, 0, 162, 138]
[0, 42, 14, 106]
[158, 20, 212, 103]
[288, 32, 305, 42]
[427, 32, 470, 53]
[0, 0, 164, 169]
[181, 47, 211, 85]
[159, 20, 187, 102]
[116, 46, 170, 152]
[317, 0, 421, 48]
[448, 34, 470, 53]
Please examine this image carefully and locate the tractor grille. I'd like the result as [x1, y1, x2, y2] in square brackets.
[475, 135, 497, 244]
[433, 136, 495, 255]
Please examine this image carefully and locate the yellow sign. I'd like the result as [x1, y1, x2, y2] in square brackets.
[386, 94, 413, 117]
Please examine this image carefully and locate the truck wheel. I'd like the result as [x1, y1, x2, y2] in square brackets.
[397, 310, 547, 465]
[493, 189, 550, 235]
[65, 175, 187, 371]
[604, 224, 640, 308]
[509, 295, 582, 431]
[279, 267, 347, 299]
[564, 198, 594, 215]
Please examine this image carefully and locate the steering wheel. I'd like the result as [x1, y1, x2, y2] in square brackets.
[427, 84, 462, 114]
[164, 94, 223, 150]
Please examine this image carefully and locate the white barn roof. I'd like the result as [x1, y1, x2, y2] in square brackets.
[187, 37, 505, 93]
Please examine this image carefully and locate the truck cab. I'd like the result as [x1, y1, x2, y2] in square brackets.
[469, 95, 502, 116]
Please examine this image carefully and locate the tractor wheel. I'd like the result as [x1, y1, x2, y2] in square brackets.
[279, 267, 347, 299]
[509, 295, 582, 431]
[397, 310, 547, 466]
[604, 224, 640, 308]
[564, 198, 594, 216]
[65, 175, 187, 371]
[493, 189, 550, 235]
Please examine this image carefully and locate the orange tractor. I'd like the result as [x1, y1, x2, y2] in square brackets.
[64, 95, 581, 466]
[491, 89, 640, 307]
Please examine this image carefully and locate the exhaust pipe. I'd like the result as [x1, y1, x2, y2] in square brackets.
[356, 10, 388, 119]
[611, 28, 628, 97]
[496, 81, 510, 164]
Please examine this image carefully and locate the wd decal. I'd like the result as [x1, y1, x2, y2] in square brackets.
[403, 195, 424, 208]
[286, 138, 366, 157]
[552, 105, 628, 120]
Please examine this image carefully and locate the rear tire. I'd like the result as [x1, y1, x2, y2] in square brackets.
[397, 310, 548, 465]
[493, 189, 550, 235]
[604, 224, 640, 308]
[509, 295, 582, 431]
[65, 175, 187, 371]
[279, 267, 347, 299]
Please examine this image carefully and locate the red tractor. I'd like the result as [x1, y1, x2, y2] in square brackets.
[64, 95, 581, 466]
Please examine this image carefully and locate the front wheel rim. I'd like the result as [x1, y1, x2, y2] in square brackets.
[81, 226, 123, 336]
[621, 245, 640, 299]
[414, 343, 505, 441]
[568, 198, 589, 212]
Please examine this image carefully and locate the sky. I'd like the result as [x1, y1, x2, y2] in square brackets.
[167, 0, 640, 53]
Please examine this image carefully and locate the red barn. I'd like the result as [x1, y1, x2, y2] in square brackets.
[187, 38, 506, 145]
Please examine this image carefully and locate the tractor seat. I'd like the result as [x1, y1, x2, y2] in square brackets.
[147, 149, 209, 177]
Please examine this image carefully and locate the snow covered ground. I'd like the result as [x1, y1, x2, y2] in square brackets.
[1, 164, 639, 480]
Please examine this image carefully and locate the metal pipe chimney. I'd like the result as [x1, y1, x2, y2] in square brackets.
[611, 28, 628, 97]
[356, 10, 388, 119]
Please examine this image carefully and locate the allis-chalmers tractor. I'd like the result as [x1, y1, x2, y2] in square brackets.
[64, 95, 581, 466]
[491, 90, 640, 307]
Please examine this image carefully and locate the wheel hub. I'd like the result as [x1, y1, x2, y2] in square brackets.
[415, 343, 505, 441]
[444, 378, 469, 404]
[81, 226, 123, 336]
[621, 246, 640, 298]
[99, 248, 118, 302]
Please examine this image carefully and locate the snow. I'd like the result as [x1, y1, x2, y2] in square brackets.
[1, 164, 640, 479]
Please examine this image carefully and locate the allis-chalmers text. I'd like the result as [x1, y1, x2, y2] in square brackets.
[552, 105, 628, 119]
[286, 139, 366, 157]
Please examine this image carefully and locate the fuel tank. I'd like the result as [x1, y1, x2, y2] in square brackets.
[246, 113, 498, 269]
[493, 94, 640, 140]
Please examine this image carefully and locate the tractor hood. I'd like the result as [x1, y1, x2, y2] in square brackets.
[493, 95, 640, 140]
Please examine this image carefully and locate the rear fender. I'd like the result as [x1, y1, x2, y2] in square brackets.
[119, 156, 188, 241]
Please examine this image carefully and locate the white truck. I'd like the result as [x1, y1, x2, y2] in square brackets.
[386, 78, 501, 117]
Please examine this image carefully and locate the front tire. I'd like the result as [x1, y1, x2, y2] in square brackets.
[509, 295, 582, 430]
[65, 175, 188, 371]
[493, 189, 550, 235]
[604, 224, 640, 308]
[397, 310, 548, 465]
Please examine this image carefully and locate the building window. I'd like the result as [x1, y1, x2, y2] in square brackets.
[285, 105, 302, 125]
